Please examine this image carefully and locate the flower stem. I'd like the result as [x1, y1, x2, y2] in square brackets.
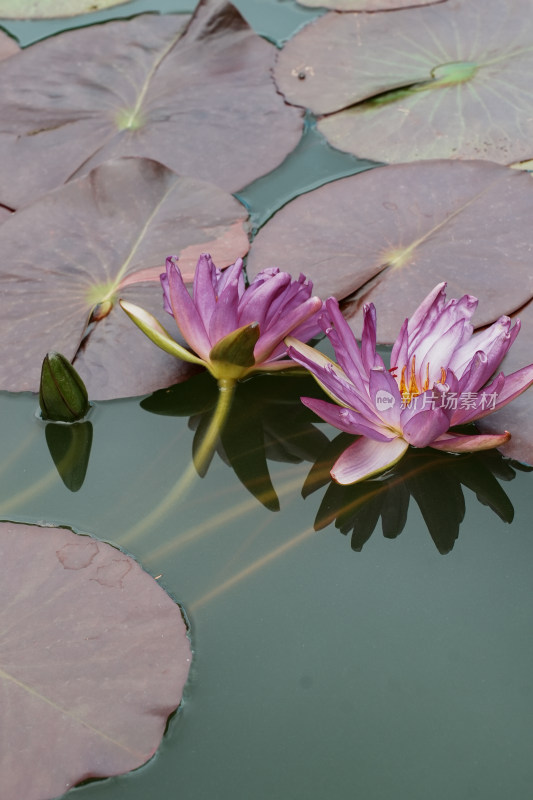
[120, 378, 237, 547]
[193, 378, 236, 475]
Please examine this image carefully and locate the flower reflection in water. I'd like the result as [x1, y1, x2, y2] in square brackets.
[141, 371, 329, 511]
[305, 433, 532, 554]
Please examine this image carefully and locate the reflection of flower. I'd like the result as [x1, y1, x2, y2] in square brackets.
[287, 283, 533, 484]
[121, 254, 323, 383]
[141, 371, 329, 511]
[307, 437, 530, 554]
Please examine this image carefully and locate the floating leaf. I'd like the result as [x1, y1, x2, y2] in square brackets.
[0, 30, 19, 59]
[0, 0, 130, 17]
[0, 0, 303, 209]
[0, 521, 191, 800]
[297, 0, 444, 10]
[0, 157, 249, 399]
[247, 160, 533, 341]
[275, 0, 533, 165]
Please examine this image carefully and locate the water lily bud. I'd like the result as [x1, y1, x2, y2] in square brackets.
[39, 352, 90, 423]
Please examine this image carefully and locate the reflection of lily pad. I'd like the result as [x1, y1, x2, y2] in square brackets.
[0, 522, 191, 800]
[0, 0, 303, 208]
[479, 300, 533, 465]
[247, 160, 533, 341]
[0, 0, 130, 17]
[276, 0, 533, 165]
[0, 157, 249, 399]
[297, 0, 443, 10]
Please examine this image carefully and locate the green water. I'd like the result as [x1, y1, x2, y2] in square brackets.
[1, 2, 533, 799]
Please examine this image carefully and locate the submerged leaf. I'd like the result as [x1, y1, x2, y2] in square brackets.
[0, 157, 249, 399]
[0, 522, 191, 800]
[276, 0, 533, 165]
[247, 160, 533, 341]
[0, 0, 303, 208]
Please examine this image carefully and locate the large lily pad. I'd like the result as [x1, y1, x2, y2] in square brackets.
[0, 31, 19, 59]
[0, 157, 249, 399]
[479, 300, 533, 465]
[0, 0, 303, 209]
[0, 0, 130, 17]
[247, 160, 533, 342]
[0, 521, 191, 800]
[297, 0, 444, 9]
[275, 0, 533, 165]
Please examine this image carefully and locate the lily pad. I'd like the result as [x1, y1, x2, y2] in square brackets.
[297, 0, 444, 10]
[0, 0, 130, 17]
[479, 300, 533, 465]
[0, 0, 303, 209]
[247, 160, 533, 341]
[0, 157, 249, 399]
[0, 521, 191, 800]
[0, 31, 19, 59]
[275, 0, 533, 165]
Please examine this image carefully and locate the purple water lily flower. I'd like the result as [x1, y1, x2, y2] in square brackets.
[121, 254, 324, 383]
[286, 283, 533, 484]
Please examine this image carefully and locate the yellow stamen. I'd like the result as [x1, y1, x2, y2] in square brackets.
[396, 357, 447, 404]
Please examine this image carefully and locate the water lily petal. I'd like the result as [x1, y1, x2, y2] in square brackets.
[238, 269, 292, 329]
[407, 282, 447, 340]
[331, 436, 409, 485]
[300, 397, 395, 440]
[450, 372, 506, 425]
[320, 298, 368, 394]
[449, 316, 518, 380]
[165, 257, 212, 360]
[455, 364, 533, 424]
[417, 318, 469, 386]
[390, 317, 408, 375]
[254, 296, 323, 363]
[429, 431, 511, 452]
[192, 253, 218, 325]
[368, 367, 401, 427]
[287, 338, 383, 423]
[208, 259, 243, 343]
[401, 405, 451, 448]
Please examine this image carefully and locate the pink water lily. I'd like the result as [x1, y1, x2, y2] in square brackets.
[286, 283, 533, 485]
[121, 254, 324, 382]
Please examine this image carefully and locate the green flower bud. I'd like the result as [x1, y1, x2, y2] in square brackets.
[39, 352, 90, 423]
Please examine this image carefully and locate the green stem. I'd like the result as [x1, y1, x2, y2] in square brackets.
[193, 377, 236, 475]
[120, 378, 237, 547]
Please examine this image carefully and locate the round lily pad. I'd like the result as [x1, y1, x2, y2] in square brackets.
[275, 0, 533, 165]
[0, 521, 191, 800]
[0, 0, 130, 17]
[0, 30, 19, 59]
[0, 0, 303, 209]
[247, 160, 533, 341]
[0, 157, 249, 399]
[297, 0, 443, 10]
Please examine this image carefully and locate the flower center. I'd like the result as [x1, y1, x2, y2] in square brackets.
[393, 357, 446, 405]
